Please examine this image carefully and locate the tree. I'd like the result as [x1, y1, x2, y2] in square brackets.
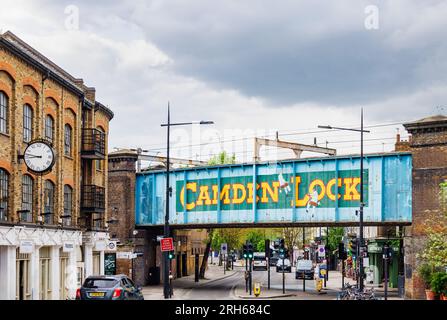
[199, 151, 237, 278]
[245, 229, 265, 251]
[416, 181, 447, 277]
[327, 227, 345, 253]
[207, 151, 236, 166]
[282, 227, 303, 252]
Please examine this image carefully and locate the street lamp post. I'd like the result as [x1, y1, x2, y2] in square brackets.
[318, 108, 370, 292]
[161, 103, 214, 299]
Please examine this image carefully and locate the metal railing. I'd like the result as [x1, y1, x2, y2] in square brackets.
[81, 185, 105, 212]
[81, 128, 105, 158]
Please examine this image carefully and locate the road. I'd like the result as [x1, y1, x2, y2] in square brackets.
[172, 265, 323, 300]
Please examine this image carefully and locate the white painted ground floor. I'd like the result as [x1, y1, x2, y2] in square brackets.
[0, 225, 110, 300]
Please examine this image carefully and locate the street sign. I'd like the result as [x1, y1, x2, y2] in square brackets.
[161, 237, 174, 252]
[221, 243, 228, 255]
[106, 240, 117, 252]
[318, 245, 326, 258]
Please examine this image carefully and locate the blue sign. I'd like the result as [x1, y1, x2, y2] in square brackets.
[135, 153, 412, 227]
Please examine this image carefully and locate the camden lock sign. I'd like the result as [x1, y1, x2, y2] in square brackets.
[135, 153, 412, 226]
[176, 170, 368, 212]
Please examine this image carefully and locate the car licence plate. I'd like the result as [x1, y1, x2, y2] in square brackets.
[89, 292, 105, 297]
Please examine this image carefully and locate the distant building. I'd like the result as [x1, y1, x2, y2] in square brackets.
[107, 150, 208, 286]
[0, 31, 113, 299]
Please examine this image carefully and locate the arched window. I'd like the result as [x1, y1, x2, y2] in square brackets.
[0, 91, 8, 134]
[64, 124, 72, 156]
[23, 104, 33, 143]
[0, 168, 8, 221]
[63, 185, 73, 226]
[21, 175, 33, 222]
[44, 180, 55, 224]
[45, 115, 54, 143]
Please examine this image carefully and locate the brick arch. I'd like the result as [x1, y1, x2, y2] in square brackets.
[44, 106, 57, 120]
[95, 118, 109, 132]
[0, 80, 12, 98]
[64, 104, 78, 116]
[44, 89, 61, 106]
[63, 178, 75, 188]
[0, 160, 12, 174]
[22, 77, 41, 93]
[45, 96, 60, 108]
[44, 175, 57, 185]
[21, 172, 36, 182]
[22, 96, 37, 110]
[64, 118, 75, 129]
[0, 61, 17, 82]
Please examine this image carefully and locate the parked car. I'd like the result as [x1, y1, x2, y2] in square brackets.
[276, 258, 292, 273]
[253, 252, 268, 271]
[295, 259, 314, 280]
[76, 275, 144, 300]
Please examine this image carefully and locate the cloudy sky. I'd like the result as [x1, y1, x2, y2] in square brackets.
[1, 0, 446, 163]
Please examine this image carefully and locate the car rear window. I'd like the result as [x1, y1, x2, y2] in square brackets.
[83, 278, 118, 288]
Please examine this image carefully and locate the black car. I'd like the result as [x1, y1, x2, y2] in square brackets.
[76, 275, 144, 300]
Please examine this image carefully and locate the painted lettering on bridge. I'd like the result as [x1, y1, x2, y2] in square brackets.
[176, 169, 368, 212]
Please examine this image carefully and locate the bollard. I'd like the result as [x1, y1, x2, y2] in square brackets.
[254, 282, 261, 297]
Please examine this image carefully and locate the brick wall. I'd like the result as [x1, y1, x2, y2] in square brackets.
[402, 116, 447, 299]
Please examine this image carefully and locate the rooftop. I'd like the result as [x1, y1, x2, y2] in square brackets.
[0, 30, 113, 119]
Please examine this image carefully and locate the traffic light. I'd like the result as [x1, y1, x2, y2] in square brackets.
[247, 243, 254, 259]
[279, 239, 285, 258]
[243, 244, 248, 259]
[338, 242, 346, 260]
[383, 243, 393, 260]
[168, 251, 175, 260]
[265, 239, 271, 259]
[349, 238, 358, 256]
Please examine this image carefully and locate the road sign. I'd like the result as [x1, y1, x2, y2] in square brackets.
[318, 245, 326, 257]
[221, 243, 228, 255]
[161, 237, 174, 252]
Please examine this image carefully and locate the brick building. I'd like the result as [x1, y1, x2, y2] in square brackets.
[0, 31, 113, 299]
[400, 115, 447, 299]
[107, 150, 208, 286]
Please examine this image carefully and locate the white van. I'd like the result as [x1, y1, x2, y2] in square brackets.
[253, 252, 267, 271]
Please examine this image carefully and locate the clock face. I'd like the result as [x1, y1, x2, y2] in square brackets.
[24, 141, 55, 174]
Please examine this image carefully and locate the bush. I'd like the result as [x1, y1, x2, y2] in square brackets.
[418, 263, 434, 289]
[430, 272, 447, 295]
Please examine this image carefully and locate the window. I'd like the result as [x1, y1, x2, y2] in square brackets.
[64, 124, 72, 156]
[63, 185, 73, 226]
[0, 91, 8, 134]
[96, 127, 105, 170]
[45, 115, 54, 143]
[0, 168, 8, 221]
[44, 180, 54, 224]
[23, 104, 33, 143]
[21, 175, 33, 222]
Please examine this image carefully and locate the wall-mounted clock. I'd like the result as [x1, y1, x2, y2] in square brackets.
[23, 140, 56, 175]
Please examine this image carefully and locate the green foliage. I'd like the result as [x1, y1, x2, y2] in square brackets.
[208, 151, 236, 165]
[211, 228, 245, 252]
[327, 227, 345, 252]
[257, 239, 266, 252]
[245, 229, 265, 251]
[416, 181, 447, 272]
[430, 272, 447, 295]
[418, 263, 434, 289]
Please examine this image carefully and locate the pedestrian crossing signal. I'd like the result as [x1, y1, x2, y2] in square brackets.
[243, 244, 248, 259]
